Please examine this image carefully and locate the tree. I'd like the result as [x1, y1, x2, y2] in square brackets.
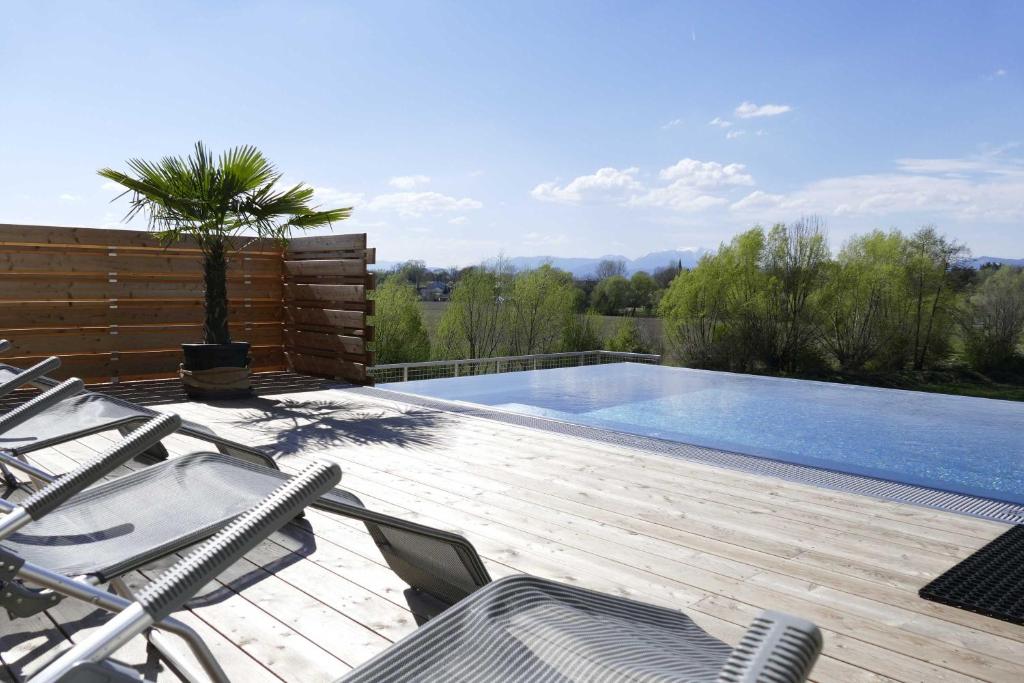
[99, 142, 348, 344]
[653, 262, 683, 289]
[595, 258, 627, 279]
[958, 266, 1024, 371]
[433, 267, 505, 359]
[590, 275, 631, 314]
[905, 226, 968, 370]
[372, 278, 431, 363]
[761, 217, 830, 372]
[629, 271, 657, 314]
[605, 317, 651, 353]
[818, 230, 908, 372]
[505, 265, 577, 355]
[562, 310, 604, 351]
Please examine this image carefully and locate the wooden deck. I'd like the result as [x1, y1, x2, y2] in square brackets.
[2, 379, 1020, 682]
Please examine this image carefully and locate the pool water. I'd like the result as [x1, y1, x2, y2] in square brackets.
[385, 363, 1024, 505]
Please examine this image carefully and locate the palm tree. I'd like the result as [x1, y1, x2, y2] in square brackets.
[99, 141, 350, 345]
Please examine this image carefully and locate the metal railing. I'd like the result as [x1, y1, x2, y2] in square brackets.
[369, 350, 661, 384]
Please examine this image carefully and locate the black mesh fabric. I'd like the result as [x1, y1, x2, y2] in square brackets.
[0, 393, 145, 452]
[1, 453, 359, 580]
[339, 575, 733, 682]
[369, 524, 489, 606]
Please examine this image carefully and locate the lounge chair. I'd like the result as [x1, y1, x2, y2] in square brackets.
[0, 348, 274, 467]
[0, 410, 490, 623]
[26, 496, 824, 683]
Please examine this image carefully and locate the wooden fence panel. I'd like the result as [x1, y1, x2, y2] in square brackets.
[0, 224, 374, 384]
[0, 224, 287, 382]
[282, 233, 374, 384]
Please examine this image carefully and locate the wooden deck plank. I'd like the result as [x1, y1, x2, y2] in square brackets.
[4, 380, 1019, 682]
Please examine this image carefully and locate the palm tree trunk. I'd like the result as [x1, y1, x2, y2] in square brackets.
[203, 241, 231, 344]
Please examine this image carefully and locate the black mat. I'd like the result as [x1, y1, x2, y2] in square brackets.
[919, 524, 1024, 625]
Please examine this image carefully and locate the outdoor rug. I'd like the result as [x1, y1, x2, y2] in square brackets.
[919, 524, 1023, 625]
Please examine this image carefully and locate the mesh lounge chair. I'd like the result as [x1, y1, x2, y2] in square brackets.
[0, 349, 274, 468]
[0, 412, 490, 625]
[27, 530, 824, 683]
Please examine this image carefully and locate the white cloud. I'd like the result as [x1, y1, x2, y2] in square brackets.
[725, 130, 746, 140]
[388, 175, 431, 189]
[523, 232, 569, 247]
[735, 101, 792, 118]
[729, 154, 1024, 222]
[59, 193, 81, 201]
[365, 191, 483, 217]
[100, 181, 122, 192]
[631, 186, 728, 212]
[657, 159, 755, 187]
[662, 118, 685, 130]
[708, 117, 732, 128]
[312, 186, 364, 207]
[449, 216, 468, 225]
[985, 68, 1008, 80]
[531, 166, 642, 203]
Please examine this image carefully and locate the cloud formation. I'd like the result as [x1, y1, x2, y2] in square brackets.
[389, 175, 431, 189]
[734, 101, 792, 118]
[531, 167, 642, 203]
[365, 191, 483, 217]
[708, 117, 732, 128]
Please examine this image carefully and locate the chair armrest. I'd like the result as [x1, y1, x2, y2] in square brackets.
[0, 378, 84, 434]
[0, 339, 9, 354]
[20, 414, 182, 520]
[137, 461, 340, 621]
[0, 357, 61, 398]
[716, 610, 823, 683]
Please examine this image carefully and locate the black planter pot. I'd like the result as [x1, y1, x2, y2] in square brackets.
[180, 342, 252, 399]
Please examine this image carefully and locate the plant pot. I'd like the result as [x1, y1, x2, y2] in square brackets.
[180, 342, 253, 399]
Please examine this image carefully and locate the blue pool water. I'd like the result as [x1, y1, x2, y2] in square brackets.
[385, 363, 1024, 505]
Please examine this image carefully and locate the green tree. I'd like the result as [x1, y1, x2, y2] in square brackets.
[433, 267, 504, 359]
[562, 310, 604, 351]
[761, 217, 830, 372]
[958, 266, 1024, 371]
[590, 275, 631, 314]
[605, 317, 651, 353]
[371, 278, 431, 363]
[99, 142, 348, 344]
[818, 230, 908, 371]
[905, 226, 968, 370]
[506, 265, 577, 355]
[629, 271, 658, 314]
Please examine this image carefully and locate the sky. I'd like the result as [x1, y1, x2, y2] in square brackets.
[1, 1, 1022, 267]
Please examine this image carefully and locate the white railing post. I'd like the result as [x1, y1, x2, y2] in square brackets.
[403, 366, 409, 382]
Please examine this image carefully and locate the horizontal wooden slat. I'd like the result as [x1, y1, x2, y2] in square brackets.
[0, 276, 282, 301]
[0, 301, 282, 328]
[2, 324, 282, 356]
[285, 234, 366, 254]
[283, 307, 365, 332]
[0, 224, 282, 254]
[283, 284, 364, 304]
[285, 351, 367, 383]
[4, 346, 285, 383]
[282, 259, 365, 277]
[283, 329, 369, 361]
[0, 250, 280, 276]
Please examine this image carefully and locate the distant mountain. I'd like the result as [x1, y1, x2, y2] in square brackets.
[966, 256, 1024, 269]
[371, 249, 708, 277]
[504, 249, 707, 278]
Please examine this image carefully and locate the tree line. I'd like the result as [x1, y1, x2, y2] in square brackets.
[372, 219, 1024, 381]
[659, 218, 1024, 376]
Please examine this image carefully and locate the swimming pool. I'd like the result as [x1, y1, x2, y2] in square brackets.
[383, 363, 1024, 506]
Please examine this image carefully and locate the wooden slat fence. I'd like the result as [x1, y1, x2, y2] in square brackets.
[0, 225, 374, 385]
[282, 233, 375, 384]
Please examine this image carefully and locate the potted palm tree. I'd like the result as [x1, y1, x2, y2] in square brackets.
[99, 141, 350, 398]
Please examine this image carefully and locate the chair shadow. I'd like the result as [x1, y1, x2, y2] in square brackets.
[223, 395, 450, 457]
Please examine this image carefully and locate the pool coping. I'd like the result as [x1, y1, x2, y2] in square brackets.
[352, 385, 1024, 526]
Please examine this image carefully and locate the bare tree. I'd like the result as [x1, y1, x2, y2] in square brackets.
[595, 258, 627, 280]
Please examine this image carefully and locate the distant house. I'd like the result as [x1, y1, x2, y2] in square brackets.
[418, 281, 451, 301]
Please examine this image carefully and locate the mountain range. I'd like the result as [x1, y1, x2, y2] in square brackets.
[372, 250, 1022, 277]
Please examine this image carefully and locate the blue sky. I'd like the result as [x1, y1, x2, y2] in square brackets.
[2, 1, 1021, 266]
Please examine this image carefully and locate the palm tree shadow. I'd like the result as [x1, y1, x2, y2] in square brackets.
[226, 396, 449, 457]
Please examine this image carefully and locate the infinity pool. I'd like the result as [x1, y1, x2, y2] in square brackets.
[385, 363, 1024, 505]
